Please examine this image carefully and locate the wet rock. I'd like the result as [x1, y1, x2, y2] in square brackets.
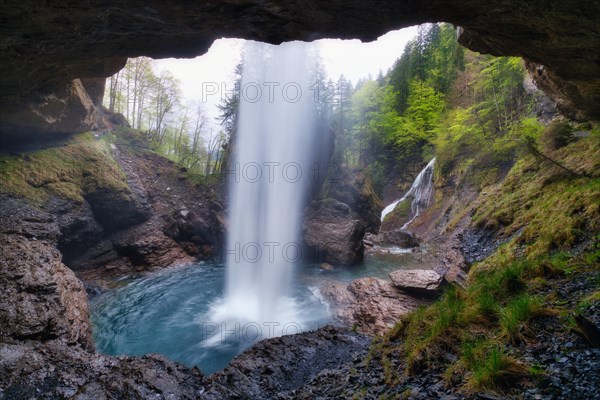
[203, 326, 370, 400]
[0, 234, 92, 349]
[67, 145, 223, 272]
[389, 269, 445, 295]
[0, 341, 205, 399]
[303, 198, 366, 265]
[320, 278, 424, 335]
[1, 79, 102, 142]
[102, 108, 130, 129]
[575, 315, 600, 348]
[113, 231, 195, 268]
[459, 227, 502, 265]
[0, 195, 61, 241]
[320, 262, 334, 271]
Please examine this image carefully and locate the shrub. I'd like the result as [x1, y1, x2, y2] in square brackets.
[540, 120, 574, 151]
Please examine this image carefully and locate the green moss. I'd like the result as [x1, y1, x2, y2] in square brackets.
[0, 134, 130, 206]
[385, 197, 412, 222]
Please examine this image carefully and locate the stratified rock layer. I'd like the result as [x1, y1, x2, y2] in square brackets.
[0, 341, 205, 399]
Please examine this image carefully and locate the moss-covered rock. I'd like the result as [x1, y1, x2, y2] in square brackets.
[0, 134, 150, 233]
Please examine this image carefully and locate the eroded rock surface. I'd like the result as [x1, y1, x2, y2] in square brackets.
[365, 229, 420, 248]
[327, 168, 383, 234]
[321, 277, 425, 335]
[67, 145, 224, 293]
[203, 326, 370, 400]
[0, 341, 205, 399]
[0, 234, 92, 349]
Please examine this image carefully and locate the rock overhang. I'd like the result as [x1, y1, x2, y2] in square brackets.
[1, 0, 599, 140]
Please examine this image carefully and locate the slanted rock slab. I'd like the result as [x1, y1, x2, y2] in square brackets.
[389, 269, 445, 295]
[320, 277, 424, 335]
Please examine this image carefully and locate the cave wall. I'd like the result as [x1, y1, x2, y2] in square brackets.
[1, 0, 599, 141]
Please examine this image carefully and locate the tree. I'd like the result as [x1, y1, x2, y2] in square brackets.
[149, 71, 180, 144]
[330, 75, 354, 165]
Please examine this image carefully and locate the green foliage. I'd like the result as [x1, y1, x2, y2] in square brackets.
[540, 120, 574, 151]
[433, 53, 531, 189]
[363, 23, 599, 396]
[327, 23, 463, 193]
[472, 137, 600, 257]
[105, 58, 226, 181]
[459, 340, 526, 390]
[499, 295, 542, 343]
[389, 23, 464, 113]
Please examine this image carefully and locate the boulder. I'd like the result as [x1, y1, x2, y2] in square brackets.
[83, 187, 149, 233]
[1, 79, 101, 144]
[113, 230, 195, 269]
[84, 144, 152, 233]
[327, 168, 383, 234]
[303, 198, 365, 265]
[0, 234, 92, 349]
[320, 277, 424, 335]
[366, 229, 420, 248]
[389, 269, 445, 295]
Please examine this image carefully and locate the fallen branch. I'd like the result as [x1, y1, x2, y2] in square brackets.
[525, 138, 584, 178]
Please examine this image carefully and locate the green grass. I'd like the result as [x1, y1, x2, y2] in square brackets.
[472, 136, 600, 258]
[499, 295, 542, 344]
[371, 136, 600, 392]
[367, 126, 600, 395]
[460, 340, 526, 390]
[372, 254, 550, 391]
[372, 243, 597, 392]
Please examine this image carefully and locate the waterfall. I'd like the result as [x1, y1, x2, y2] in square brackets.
[209, 41, 322, 337]
[380, 158, 436, 228]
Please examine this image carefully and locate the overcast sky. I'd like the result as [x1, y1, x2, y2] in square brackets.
[154, 27, 418, 130]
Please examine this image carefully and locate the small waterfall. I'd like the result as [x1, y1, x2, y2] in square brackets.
[210, 41, 322, 337]
[380, 158, 436, 228]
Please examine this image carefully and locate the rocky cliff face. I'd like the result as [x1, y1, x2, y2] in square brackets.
[0, 135, 229, 398]
[0, 133, 224, 294]
[0, 234, 92, 349]
[0, 0, 599, 139]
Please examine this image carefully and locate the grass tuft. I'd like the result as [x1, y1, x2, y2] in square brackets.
[461, 340, 528, 390]
[499, 295, 542, 344]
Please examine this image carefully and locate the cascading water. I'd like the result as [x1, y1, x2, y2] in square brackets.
[380, 158, 436, 228]
[208, 40, 325, 340]
[90, 43, 438, 375]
